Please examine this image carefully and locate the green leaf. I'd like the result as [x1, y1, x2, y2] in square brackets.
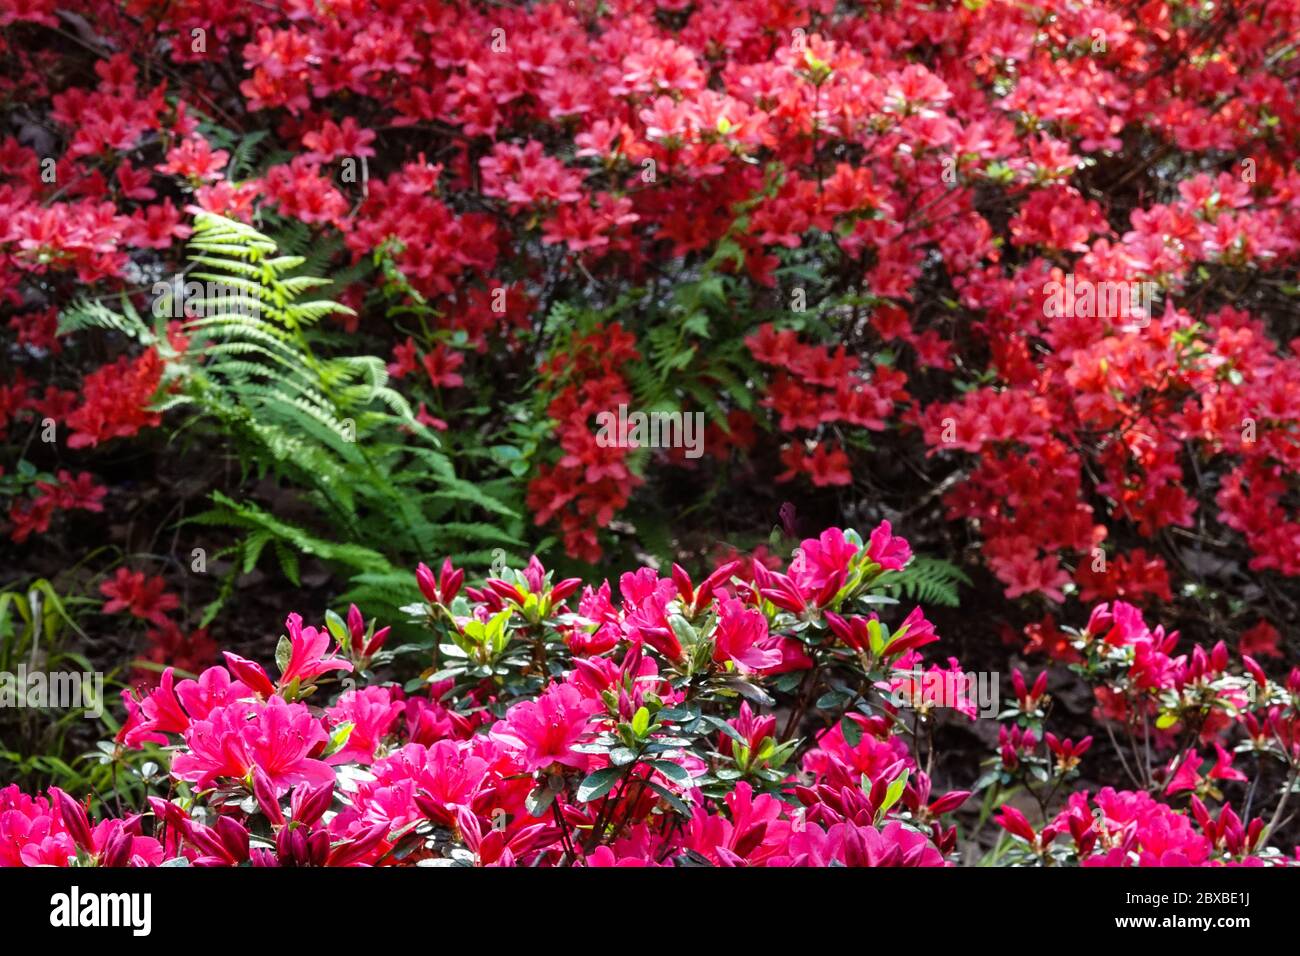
[651, 760, 690, 784]
[879, 769, 909, 817]
[876, 557, 970, 608]
[576, 767, 622, 803]
[609, 747, 638, 767]
[274, 635, 292, 674]
[723, 677, 775, 707]
[631, 706, 651, 738]
[840, 714, 863, 747]
[646, 781, 691, 817]
[324, 608, 349, 648]
[656, 707, 698, 722]
[322, 721, 354, 758]
[704, 715, 747, 745]
[525, 786, 557, 817]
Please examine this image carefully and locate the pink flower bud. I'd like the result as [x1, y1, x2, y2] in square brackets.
[223, 652, 276, 698]
[99, 827, 132, 867]
[215, 815, 250, 863]
[51, 787, 93, 852]
[550, 577, 582, 604]
[439, 558, 463, 603]
[291, 781, 334, 827]
[364, 625, 391, 657]
[252, 767, 284, 826]
[671, 563, 694, 603]
[415, 562, 439, 603]
[347, 603, 365, 642]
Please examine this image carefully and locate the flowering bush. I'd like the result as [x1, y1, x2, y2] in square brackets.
[5, 0, 1299, 574]
[4, 524, 1300, 867]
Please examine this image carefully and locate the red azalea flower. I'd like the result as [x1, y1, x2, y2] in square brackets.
[99, 568, 180, 627]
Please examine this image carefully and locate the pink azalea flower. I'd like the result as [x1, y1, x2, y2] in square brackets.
[584, 844, 662, 866]
[176, 664, 253, 721]
[684, 782, 791, 866]
[5, 788, 163, 867]
[753, 633, 814, 674]
[1209, 741, 1248, 784]
[866, 520, 912, 571]
[802, 713, 914, 788]
[719, 702, 778, 759]
[769, 798, 948, 866]
[712, 598, 782, 673]
[171, 696, 334, 796]
[325, 686, 404, 765]
[332, 741, 491, 834]
[278, 612, 353, 690]
[790, 527, 860, 591]
[492, 681, 600, 772]
[0, 785, 63, 867]
[1165, 749, 1205, 795]
[116, 667, 189, 748]
[1062, 788, 1214, 866]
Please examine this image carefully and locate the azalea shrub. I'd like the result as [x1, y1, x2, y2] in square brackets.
[2, 0, 1300, 867]
[3, 524, 1300, 867]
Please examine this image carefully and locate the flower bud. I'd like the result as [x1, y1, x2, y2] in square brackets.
[439, 559, 463, 603]
[99, 827, 132, 868]
[347, 604, 365, 643]
[364, 625, 391, 657]
[291, 781, 333, 827]
[415, 562, 439, 603]
[252, 767, 284, 826]
[550, 577, 582, 605]
[51, 787, 93, 852]
[223, 652, 276, 698]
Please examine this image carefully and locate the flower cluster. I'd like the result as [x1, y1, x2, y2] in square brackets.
[6, 523, 1299, 868]
[4, 524, 985, 867]
[988, 601, 1300, 866]
[4, 0, 1298, 592]
[99, 568, 215, 687]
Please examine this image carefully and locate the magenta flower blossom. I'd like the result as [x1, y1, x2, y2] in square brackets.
[325, 687, 404, 765]
[456, 805, 550, 867]
[1054, 788, 1219, 867]
[223, 652, 276, 698]
[773, 820, 946, 867]
[802, 713, 914, 789]
[866, 520, 911, 571]
[790, 526, 860, 591]
[330, 741, 491, 834]
[683, 783, 791, 866]
[28, 517, 1300, 869]
[712, 598, 782, 673]
[492, 681, 600, 772]
[278, 612, 354, 690]
[176, 664, 253, 721]
[117, 669, 185, 749]
[118, 664, 253, 749]
[718, 702, 778, 760]
[620, 567, 684, 663]
[2, 786, 163, 867]
[0, 786, 63, 868]
[171, 696, 335, 796]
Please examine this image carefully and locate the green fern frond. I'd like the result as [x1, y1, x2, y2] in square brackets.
[227, 130, 267, 179]
[112, 209, 524, 625]
[58, 296, 152, 342]
[876, 557, 971, 608]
